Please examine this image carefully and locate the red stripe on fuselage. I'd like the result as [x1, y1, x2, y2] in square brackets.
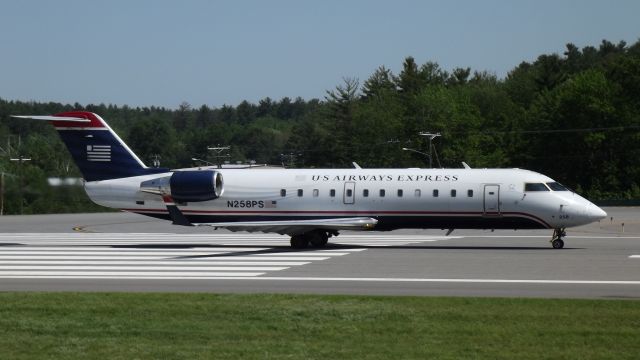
[52, 111, 106, 128]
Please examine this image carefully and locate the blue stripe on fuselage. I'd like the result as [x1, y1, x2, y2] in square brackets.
[132, 213, 549, 230]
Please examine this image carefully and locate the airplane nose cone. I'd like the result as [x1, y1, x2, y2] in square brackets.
[586, 205, 607, 221]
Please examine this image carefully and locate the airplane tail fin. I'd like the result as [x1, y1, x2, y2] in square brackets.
[11, 111, 168, 181]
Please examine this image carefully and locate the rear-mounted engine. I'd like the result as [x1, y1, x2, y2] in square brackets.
[140, 170, 224, 202]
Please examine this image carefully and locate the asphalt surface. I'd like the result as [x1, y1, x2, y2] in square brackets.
[0, 207, 638, 298]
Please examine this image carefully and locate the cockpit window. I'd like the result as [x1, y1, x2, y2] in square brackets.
[546, 182, 569, 191]
[524, 183, 549, 192]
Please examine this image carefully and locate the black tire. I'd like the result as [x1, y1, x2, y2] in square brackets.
[552, 239, 564, 249]
[309, 231, 329, 248]
[290, 235, 309, 249]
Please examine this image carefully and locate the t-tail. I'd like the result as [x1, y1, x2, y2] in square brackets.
[11, 111, 168, 181]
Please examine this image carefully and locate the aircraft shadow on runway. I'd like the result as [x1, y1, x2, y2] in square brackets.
[104, 243, 576, 259]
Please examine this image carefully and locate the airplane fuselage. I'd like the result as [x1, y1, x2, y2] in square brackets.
[86, 167, 606, 231]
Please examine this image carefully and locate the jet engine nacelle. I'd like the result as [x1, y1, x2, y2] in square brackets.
[140, 170, 224, 202]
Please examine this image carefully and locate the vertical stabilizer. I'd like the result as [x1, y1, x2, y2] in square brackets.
[11, 112, 168, 181]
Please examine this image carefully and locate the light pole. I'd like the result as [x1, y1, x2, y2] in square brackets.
[280, 153, 301, 168]
[151, 154, 161, 168]
[1, 171, 4, 216]
[402, 147, 431, 167]
[191, 157, 215, 167]
[418, 132, 441, 168]
[10, 155, 31, 214]
[207, 146, 231, 168]
[402, 147, 429, 157]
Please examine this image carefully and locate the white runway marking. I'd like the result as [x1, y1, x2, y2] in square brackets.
[0, 271, 268, 277]
[0, 266, 289, 271]
[0, 233, 434, 279]
[0, 275, 637, 284]
[0, 233, 450, 247]
[0, 261, 310, 266]
[630, 255, 640, 258]
[0, 255, 331, 261]
[245, 277, 640, 285]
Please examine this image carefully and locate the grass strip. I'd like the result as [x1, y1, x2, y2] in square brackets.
[0, 292, 638, 359]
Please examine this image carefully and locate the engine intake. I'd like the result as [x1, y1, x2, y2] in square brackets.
[140, 170, 224, 202]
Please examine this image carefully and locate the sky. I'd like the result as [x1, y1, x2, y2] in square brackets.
[1, 0, 639, 109]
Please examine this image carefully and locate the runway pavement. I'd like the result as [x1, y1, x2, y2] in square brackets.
[0, 209, 639, 298]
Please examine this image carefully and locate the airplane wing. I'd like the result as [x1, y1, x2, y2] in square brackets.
[160, 194, 377, 235]
[192, 217, 378, 235]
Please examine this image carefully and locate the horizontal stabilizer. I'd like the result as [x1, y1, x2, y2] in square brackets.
[11, 115, 90, 122]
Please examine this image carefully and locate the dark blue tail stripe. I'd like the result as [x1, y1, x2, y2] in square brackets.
[58, 129, 167, 181]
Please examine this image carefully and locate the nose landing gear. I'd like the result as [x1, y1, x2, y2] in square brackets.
[550, 228, 566, 249]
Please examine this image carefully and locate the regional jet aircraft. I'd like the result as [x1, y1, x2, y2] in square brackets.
[12, 112, 607, 249]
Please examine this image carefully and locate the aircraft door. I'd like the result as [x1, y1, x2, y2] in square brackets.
[483, 185, 500, 215]
[344, 182, 355, 204]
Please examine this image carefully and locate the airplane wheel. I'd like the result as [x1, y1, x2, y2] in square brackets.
[552, 239, 564, 249]
[309, 232, 329, 248]
[290, 235, 309, 249]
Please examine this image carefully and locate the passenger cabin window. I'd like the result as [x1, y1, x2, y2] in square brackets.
[297, 189, 303, 197]
[467, 189, 473, 197]
[451, 189, 457, 197]
[313, 189, 319, 197]
[415, 189, 421, 197]
[363, 189, 369, 197]
[433, 189, 439, 197]
[546, 182, 569, 191]
[346, 189, 353, 197]
[379, 189, 386, 197]
[330, 189, 336, 197]
[397, 189, 403, 197]
[524, 183, 549, 192]
[280, 189, 286, 197]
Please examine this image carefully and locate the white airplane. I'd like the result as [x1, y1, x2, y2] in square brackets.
[12, 111, 607, 249]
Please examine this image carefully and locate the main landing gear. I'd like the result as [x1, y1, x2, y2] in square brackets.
[290, 230, 334, 249]
[550, 228, 566, 249]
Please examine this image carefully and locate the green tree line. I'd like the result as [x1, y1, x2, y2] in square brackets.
[1, 39, 639, 214]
